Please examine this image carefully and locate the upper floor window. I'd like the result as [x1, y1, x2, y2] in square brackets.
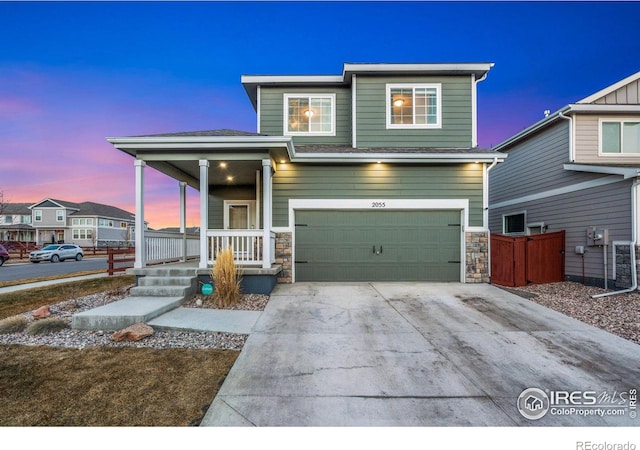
[56, 210, 64, 222]
[284, 94, 335, 136]
[34, 210, 42, 222]
[21, 215, 31, 224]
[601, 119, 640, 154]
[4, 215, 12, 224]
[386, 83, 441, 129]
[99, 219, 114, 227]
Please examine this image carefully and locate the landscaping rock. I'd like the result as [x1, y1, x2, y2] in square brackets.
[33, 305, 51, 320]
[111, 323, 154, 342]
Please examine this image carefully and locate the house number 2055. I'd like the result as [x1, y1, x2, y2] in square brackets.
[371, 202, 386, 208]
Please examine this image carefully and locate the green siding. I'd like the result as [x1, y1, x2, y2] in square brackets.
[259, 86, 351, 145]
[273, 163, 483, 227]
[355, 75, 472, 148]
[208, 186, 256, 229]
[295, 210, 461, 281]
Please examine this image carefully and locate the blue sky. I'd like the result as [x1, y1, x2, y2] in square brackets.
[2, 1, 639, 228]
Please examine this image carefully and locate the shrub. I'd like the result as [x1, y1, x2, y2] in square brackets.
[27, 318, 68, 335]
[211, 247, 242, 308]
[0, 316, 28, 334]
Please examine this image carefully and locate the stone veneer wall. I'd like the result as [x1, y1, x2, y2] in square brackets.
[275, 232, 292, 283]
[466, 231, 489, 283]
[615, 245, 640, 289]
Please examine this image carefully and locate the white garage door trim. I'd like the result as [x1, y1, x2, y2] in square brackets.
[285, 198, 469, 282]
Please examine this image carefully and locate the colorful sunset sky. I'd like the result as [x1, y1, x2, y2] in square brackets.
[2, 1, 639, 230]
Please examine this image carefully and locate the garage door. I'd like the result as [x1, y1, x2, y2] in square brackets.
[295, 210, 461, 282]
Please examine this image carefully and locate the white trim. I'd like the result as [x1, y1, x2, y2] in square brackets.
[352, 74, 357, 148]
[283, 93, 336, 137]
[471, 74, 477, 148]
[134, 160, 146, 268]
[598, 117, 640, 156]
[288, 198, 470, 283]
[256, 85, 261, 133]
[287, 152, 505, 164]
[343, 62, 494, 77]
[223, 200, 256, 229]
[242, 75, 343, 84]
[502, 210, 527, 235]
[198, 160, 209, 269]
[564, 163, 640, 179]
[489, 175, 624, 210]
[568, 104, 640, 113]
[385, 83, 442, 129]
[577, 71, 640, 104]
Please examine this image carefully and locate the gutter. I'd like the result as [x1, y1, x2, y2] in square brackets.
[592, 179, 640, 298]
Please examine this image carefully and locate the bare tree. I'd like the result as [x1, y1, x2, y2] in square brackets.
[0, 188, 6, 216]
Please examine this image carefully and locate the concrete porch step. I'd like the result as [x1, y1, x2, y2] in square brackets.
[72, 296, 184, 330]
[132, 267, 199, 277]
[129, 285, 192, 298]
[137, 276, 195, 287]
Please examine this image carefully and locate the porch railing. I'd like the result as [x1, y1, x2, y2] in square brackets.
[207, 230, 276, 266]
[145, 230, 200, 264]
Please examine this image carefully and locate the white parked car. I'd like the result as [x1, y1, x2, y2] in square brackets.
[30, 244, 84, 263]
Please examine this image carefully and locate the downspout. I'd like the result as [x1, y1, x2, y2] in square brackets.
[557, 110, 574, 162]
[592, 178, 640, 298]
[485, 157, 499, 279]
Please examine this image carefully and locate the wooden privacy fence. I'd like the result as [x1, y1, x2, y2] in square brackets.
[490, 231, 565, 287]
[107, 248, 135, 275]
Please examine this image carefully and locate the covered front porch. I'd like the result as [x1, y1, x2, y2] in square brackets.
[107, 131, 293, 275]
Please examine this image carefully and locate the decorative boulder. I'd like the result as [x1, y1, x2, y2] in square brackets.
[111, 323, 154, 342]
[33, 305, 51, 320]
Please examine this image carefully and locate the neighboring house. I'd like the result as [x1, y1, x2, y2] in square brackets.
[108, 62, 506, 284]
[489, 71, 640, 288]
[0, 203, 34, 242]
[26, 199, 135, 247]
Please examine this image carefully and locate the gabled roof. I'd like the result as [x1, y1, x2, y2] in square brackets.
[241, 62, 494, 109]
[2, 203, 32, 215]
[494, 70, 640, 152]
[577, 70, 640, 104]
[28, 198, 134, 221]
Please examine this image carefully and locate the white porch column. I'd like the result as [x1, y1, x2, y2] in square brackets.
[262, 159, 273, 269]
[134, 159, 146, 268]
[179, 181, 187, 262]
[199, 160, 209, 269]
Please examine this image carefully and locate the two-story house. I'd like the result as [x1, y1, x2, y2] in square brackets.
[489, 71, 640, 289]
[108, 62, 505, 287]
[1, 203, 34, 243]
[28, 199, 135, 247]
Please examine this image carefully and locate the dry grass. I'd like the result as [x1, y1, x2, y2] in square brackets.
[0, 275, 240, 426]
[211, 247, 241, 308]
[0, 275, 135, 320]
[26, 317, 68, 335]
[0, 270, 106, 289]
[0, 345, 239, 426]
[0, 316, 28, 334]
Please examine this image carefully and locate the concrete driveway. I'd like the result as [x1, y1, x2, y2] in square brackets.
[201, 283, 640, 426]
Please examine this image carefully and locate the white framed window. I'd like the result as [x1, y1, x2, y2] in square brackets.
[72, 229, 93, 240]
[99, 219, 114, 227]
[503, 211, 526, 235]
[386, 83, 442, 129]
[21, 215, 31, 224]
[600, 119, 640, 154]
[34, 210, 42, 222]
[284, 94, 336, 136]
[56, 210, 64, 222]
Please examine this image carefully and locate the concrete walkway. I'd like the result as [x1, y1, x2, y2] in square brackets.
[0, 273, 109, 294]
[201, 282, 640, 426]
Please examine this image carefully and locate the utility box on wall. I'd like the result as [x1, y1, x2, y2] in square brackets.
[586, 227, 609, 247]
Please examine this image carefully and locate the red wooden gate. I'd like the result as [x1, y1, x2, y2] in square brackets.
[490, 231, 565, 287]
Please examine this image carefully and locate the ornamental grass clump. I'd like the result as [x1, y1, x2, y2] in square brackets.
[211, 247, 242, 308]
[27, 317, 68, 335]
[0, 316, 28, 334]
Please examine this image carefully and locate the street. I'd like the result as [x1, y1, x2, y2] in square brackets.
[0, 258, 107, 282]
